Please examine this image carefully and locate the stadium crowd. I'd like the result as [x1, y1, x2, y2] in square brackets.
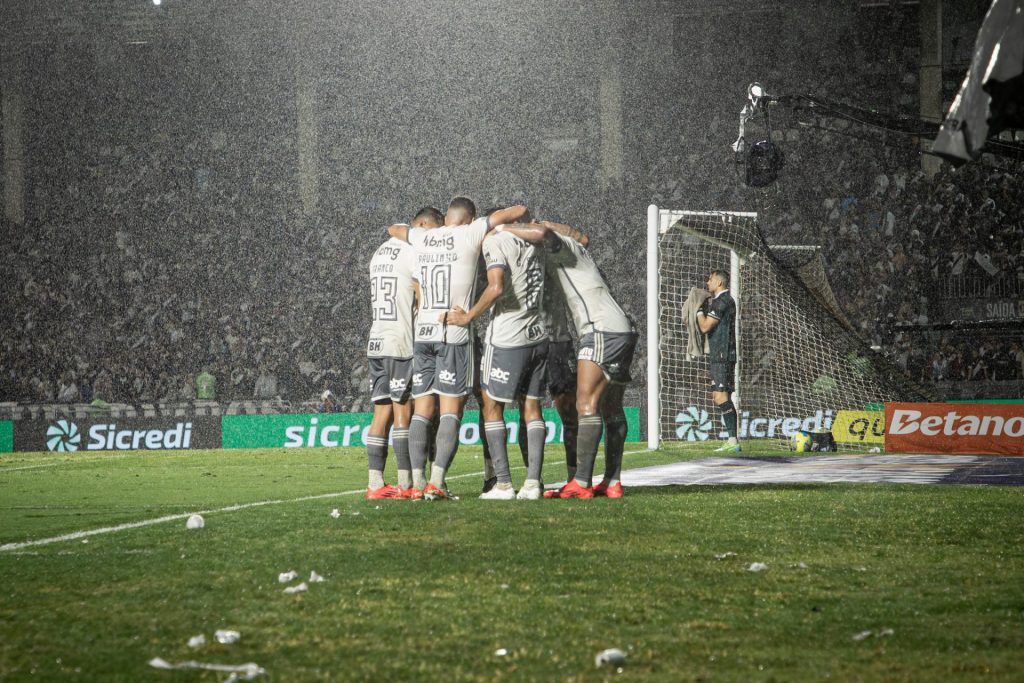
[4, 132, 1021, 406]
[3, 4, 1021, 407]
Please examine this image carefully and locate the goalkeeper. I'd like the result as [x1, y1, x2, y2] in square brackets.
[696, 270, 740, 452]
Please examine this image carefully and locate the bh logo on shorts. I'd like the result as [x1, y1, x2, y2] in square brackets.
[389, 378, 407, 392]
[578, 347, 594, 361]
[675, 407, 713, 441]
[47, 419, 81, 452]
[438, 369, 457, 385]
[489, 367, 511, 384]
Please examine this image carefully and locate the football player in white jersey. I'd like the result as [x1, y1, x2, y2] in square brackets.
[494, 222, 635, 499]
[445, 213, 549, 500]
[364, 206, 444, 499]
[388, 198, 529, 500]
[516, 252, 579, 486]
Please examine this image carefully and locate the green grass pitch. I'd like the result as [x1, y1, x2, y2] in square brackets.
[1, 444, 1022, 681]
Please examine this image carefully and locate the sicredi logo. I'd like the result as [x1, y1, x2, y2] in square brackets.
[285, 417, 369, 448]
[889, 409, 1024, 438]
[674, 407, 834, 440]
[46, 421, 193, 451]
[46, 420, 81, 452]
[675, 407, 712, 441]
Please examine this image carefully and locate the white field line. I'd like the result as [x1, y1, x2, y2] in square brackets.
[0, 453, 169, 472]
[0, 447, 655, 552]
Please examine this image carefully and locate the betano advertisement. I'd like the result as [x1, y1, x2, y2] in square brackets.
[885, 402, 1024, 456]
[222, 408, 641, 449]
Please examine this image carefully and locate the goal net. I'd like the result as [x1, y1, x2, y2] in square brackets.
[645, 206, 931, 449]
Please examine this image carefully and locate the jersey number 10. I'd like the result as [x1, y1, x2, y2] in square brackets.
[419, 264, 451, 310]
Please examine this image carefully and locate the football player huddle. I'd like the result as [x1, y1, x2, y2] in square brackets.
[364, 197, 637, 501]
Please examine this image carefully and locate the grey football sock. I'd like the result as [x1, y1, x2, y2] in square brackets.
[526, 420, 546, 482]
[563, 414, 578, 476]
[603, 411, 628, 484]
[392, 428, 412, 489]
[409, 415, 432, 489]
[484, 420, 512, 485]
[575, 415, 603, 487]
[366, 435, 387, 489]
[428, 413, 461, 487]
[518, 414, 530, 468]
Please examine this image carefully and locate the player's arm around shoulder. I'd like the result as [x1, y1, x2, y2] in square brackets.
[486, 205, 530, 230]
[538, 220, 589, 248]
[388, 223, 411, 243]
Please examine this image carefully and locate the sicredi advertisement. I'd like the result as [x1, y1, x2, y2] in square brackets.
[222, 408, 642, 449]
[13, 417, 221, 453]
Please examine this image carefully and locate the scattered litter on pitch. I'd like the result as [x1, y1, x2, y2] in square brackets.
[748, 562, 768, 572]
[215, 630, 241, 645]
[330, 509, 341, 519]
[854, 627, 894, 641]
[715, 552, 737, 560]
[595, 648, 626, 667]
[148, 657, 265, 682]
[186, 515, 204, 530]
[278, 570, 298, 584]
[283, 582, 308, 594]
[309, 571, 324, 583]
[792, 562, 809, 569]
[494, 648, 509, 657]
[187, 635, 206, 649]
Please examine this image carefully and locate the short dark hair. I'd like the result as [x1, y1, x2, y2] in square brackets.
[412, 206, 444, 225]
[711, 269, 730, 287]
[448, 196, 477, 219]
